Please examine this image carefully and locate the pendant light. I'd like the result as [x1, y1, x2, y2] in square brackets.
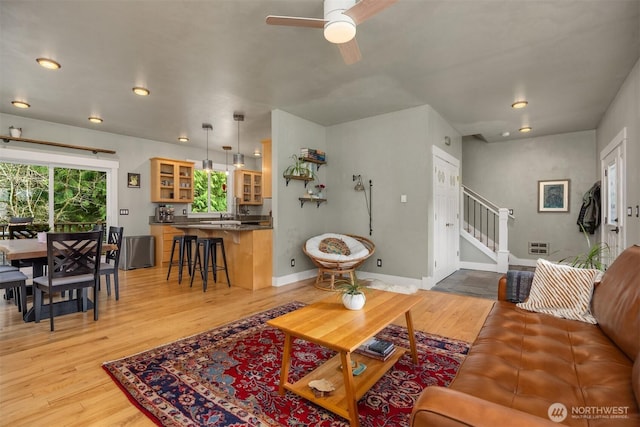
[222, 146, 232, 175]
[202, 123, 213, 171]
[233, 113, 245, 168]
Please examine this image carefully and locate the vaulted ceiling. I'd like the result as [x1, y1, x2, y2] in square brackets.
[1, 0, 638, 155]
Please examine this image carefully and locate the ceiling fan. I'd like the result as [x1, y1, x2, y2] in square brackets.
[266, 0, 397, 65]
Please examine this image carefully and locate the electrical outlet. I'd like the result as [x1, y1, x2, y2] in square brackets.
[119, 209, 129, 215]
[377, 259, 382, 267]
[290, 258, 295, 267]
[183, 209, 186, 215]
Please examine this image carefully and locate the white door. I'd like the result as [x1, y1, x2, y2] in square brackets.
[433, 148, 460, 283]
[601, 128, 626, 265]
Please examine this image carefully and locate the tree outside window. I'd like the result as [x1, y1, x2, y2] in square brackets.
[191, 168, 231, 214]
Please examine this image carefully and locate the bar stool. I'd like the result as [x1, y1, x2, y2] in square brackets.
[190, 237, 231, 292]
[166, 235, 198, 284]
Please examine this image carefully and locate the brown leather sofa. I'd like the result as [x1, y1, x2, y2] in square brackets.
[411, 245, 640, 427]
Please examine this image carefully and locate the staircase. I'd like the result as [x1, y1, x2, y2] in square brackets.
[460, 187, 511, 273]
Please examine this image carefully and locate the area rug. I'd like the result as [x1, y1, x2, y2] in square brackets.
[103, 302, 470, 427]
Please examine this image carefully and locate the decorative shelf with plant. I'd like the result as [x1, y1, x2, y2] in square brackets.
[283, 154, 318, 187]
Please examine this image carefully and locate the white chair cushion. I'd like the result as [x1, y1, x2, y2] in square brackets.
[306, 233, 369, 263]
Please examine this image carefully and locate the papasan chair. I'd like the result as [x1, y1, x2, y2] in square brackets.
[303, 233, 375, 291]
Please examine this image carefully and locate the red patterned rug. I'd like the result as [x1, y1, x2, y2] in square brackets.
[103, 302, 469, 426]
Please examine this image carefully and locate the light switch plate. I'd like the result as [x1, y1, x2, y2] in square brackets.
[401, 194, 407, 203]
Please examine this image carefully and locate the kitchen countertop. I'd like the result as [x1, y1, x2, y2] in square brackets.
[172, 223, 272, 231]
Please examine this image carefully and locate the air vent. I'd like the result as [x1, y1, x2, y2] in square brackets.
[528, 242, 549, 255]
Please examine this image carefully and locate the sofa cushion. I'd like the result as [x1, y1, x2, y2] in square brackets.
[449, 302, 637, 426]
[517, 259, 599, 324]
[592, 245, 640, 361]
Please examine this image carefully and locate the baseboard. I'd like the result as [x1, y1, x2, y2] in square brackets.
[272, 269, 316, 287]
[459, 261, 500, 272]
[273, 269, 424, 291]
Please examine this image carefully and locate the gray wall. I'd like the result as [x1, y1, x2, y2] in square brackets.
[0, 112, 261, 236]
[462, 130, 598, 262]
[272, 105, 461, 284]
[596, 57, 640, 247]
[272, 110, 328, 278]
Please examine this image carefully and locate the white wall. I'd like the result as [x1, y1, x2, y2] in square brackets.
[596, 57, 640, 246]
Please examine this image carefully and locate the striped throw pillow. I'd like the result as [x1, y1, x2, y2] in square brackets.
[517, 258, 600, 324]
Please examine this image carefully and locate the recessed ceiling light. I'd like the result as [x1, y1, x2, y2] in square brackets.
[501, 131, 510, 137]
[36, 57, 61, 70]
[511, 100, 528, 109]
[88, 116, 103, 124]
[132, 87, 150, 96]
[519, 126, 532, 133]
[178, 136, 189, 142]
[11, 100, 30, 109]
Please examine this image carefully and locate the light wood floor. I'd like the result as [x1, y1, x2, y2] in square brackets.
[0, 266, 494, 426]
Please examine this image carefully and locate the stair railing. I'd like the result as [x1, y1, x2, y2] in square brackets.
[461, 186, 511, 272]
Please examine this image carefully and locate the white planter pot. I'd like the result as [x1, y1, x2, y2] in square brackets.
[342, 293, 366, 310]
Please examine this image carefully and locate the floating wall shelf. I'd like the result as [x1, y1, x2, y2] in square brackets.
[284, 174, 315, 188]
[299, 197, 326, 208]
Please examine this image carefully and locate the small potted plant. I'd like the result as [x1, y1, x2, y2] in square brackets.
[283, 155, 316, 179]
[336, 275, 367, 310]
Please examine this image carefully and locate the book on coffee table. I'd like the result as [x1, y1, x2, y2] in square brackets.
[356, 337, 396, 361]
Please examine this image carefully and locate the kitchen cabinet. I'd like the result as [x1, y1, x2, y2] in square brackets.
[149, 224, 183, 267]
[261, 139, 272, 198]
[150, 157, 194, 203]
[235, 170, 262, 205]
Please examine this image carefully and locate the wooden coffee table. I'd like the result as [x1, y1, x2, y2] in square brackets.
[267, 289, 423, 427]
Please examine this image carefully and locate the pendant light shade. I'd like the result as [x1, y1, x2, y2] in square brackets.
[233, 113, 245, 168]
[202, 123, 213, 172]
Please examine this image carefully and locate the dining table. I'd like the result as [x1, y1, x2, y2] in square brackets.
[0, 238, 117, 322]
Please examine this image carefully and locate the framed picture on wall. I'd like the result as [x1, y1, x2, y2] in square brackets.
[128, 173, 141, 188]
[538, 179, 570, 212]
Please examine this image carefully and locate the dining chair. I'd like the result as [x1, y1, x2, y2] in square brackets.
[99, 226, 124, 300]
[32, 231, 103, 331]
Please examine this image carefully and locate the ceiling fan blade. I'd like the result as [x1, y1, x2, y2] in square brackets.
[338, 38, 362, 65]
[265, 15, 326, 28]
[344, 0, 398, 25]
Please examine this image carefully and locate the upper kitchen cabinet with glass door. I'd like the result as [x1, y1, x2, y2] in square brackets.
[150, 157, 194, 203]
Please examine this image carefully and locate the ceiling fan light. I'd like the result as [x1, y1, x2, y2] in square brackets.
[324, 19, 356, 44]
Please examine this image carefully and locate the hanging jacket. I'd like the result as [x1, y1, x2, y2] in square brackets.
[577, 181, 601, 234]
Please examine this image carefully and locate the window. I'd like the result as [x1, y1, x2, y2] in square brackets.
[190, 163, 234, 215]
[0, 162, 107, 230]
[1, 147, 118, 230]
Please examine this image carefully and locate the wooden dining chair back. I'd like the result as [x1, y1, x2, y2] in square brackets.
[99, 226, 124, 300]
[32, 231, 103, 331]
[8, 224, 38, 239]
[9, 216, 33, 225]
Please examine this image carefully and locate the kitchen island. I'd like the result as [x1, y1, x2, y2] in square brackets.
[150, 223, 272, 290]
